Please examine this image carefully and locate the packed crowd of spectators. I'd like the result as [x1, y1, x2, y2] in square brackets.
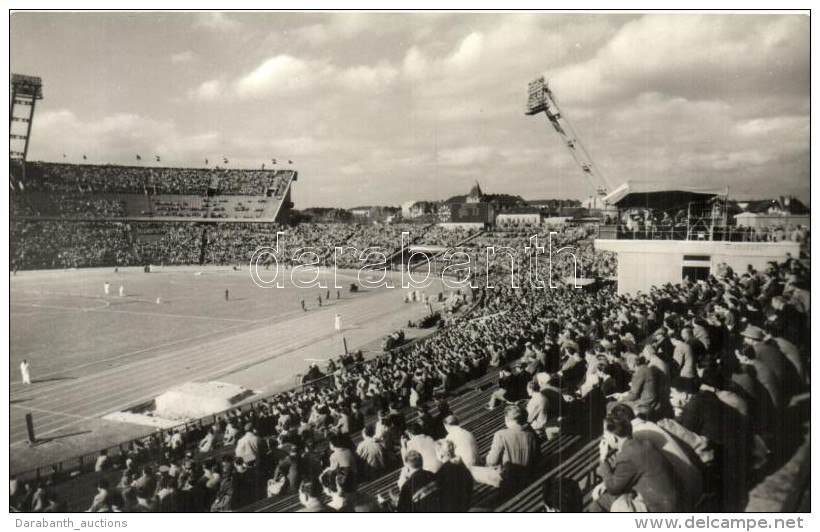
[202, 222, 476, 269]
[10, 236, 809, 512]
[605, 208, 810, 245]
[23, 162, 294, 196]
[57, 195, 127, 218]
[132, 224, 205, 266]
[10, 221, 139, 270]
[459, 225, 617, 282]
[9, 221, 208, 270]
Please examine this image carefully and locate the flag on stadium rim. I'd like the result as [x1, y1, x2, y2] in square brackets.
[223, 157, 229, 164]
[136, 154, 142, 161]
[83, 155, 87, 160]
[155, 155, 161, 162]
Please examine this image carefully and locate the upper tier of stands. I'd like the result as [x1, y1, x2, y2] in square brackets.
[23, 162, 296, 196]
[11, 163, 297, 222]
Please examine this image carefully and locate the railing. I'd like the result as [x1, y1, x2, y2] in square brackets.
[596, 225, 800, 243]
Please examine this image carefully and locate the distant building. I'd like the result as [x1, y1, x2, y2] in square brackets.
[495, 206, 541, 227]
[401, 200, 437, 219]
[737, 196, 809, 216]
[734, 196, 810, 229]
[438, 181, 494, 228]
[349, 206, 371, 218]
[466, 181, 483, 203]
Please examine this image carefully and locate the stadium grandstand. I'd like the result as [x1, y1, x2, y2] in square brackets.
[10, 162, 298, 222]
[8, 47, 810, 516]
[9, 212, 810, 512]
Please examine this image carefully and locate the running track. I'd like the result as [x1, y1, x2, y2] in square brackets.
[9, 286, 429, 469]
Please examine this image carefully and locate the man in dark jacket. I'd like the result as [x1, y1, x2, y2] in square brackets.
[486, 405, 538, 493]
[670, 376, 751, 511]
[590, 407, 682, 512]
[434, 439, 473, 512]
[396, 450, 441, 512]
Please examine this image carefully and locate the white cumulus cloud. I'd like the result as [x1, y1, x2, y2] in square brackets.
[187, 80, 223, 101]
[235, 55, 318, 98]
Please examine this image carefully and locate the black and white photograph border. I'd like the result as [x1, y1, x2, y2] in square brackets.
[4, 2, 814, 528]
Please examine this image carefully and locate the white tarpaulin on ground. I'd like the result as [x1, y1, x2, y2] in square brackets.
[154, 381, 253, 420]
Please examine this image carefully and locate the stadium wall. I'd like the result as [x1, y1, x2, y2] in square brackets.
[595, 239, 800, 295]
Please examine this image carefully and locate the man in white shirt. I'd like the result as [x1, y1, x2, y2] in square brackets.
[443, 415, 479, 466]
[235, 423, 263, 465]
[20, 359, 31, 385]
[525, 382, 550, 434]
[398, 422, 442, 487]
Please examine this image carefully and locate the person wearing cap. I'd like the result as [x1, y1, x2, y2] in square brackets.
[741, 324, 792, 391]
[735, 345, 782, 410]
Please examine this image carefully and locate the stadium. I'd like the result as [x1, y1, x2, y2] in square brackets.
[8, 13, 810, 516]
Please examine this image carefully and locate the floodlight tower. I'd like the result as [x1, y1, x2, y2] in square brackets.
[10, 73, 43, 181]
[526, 76, 612, 205]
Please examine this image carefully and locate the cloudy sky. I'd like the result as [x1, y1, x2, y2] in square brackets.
[10, 12, 809, 207]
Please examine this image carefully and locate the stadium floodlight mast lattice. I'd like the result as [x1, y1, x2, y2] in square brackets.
[526, 75, 613, 207]
[10, 73, 44, 182]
